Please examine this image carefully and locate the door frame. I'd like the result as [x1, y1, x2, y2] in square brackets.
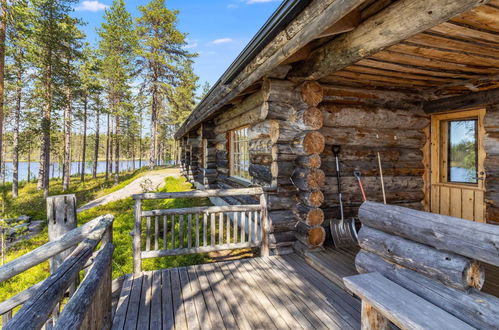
[430, 108, 486, 221]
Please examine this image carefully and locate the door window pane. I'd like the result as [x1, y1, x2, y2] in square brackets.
[448, 119, 477, 183]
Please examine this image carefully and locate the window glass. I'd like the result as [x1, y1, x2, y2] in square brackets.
[230, 127, 250, 180]
[448, 119, 477, 183]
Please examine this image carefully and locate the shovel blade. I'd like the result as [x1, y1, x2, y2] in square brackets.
[330, 218, 358, 248]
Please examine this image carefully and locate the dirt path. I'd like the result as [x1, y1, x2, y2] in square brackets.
[77, 168, 180, 213]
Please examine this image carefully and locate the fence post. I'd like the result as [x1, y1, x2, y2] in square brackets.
[46, 194, 77, 273]
[133, 198, 142, 274]
[260, 192, 270, 257]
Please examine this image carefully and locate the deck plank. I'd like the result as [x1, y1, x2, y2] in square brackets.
[186, 266, 213, 329]
[137, 271, 152, 329]
[200, 263, 250, 330]
[264, 256, 355, 329]
[246, 258, 315, 329]
[229, 260, 290, 329]
[149, 271, 162, 329]
[178, 267, 201, 330]
[112, 255, 362, 329]
[112, 274, 133, 330]
[190, 266, 227, 329]
[123, 274, 143, 329]
[170, 268, 188, 330]
[276, 255, 361, 328]
[161, 270, 175, 330]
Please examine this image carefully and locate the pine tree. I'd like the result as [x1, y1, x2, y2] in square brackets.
[32, 0, 79, 197]
[136, 0, 196, 170]
[0, 0, 7, 184]
[98, 0, 136, 183]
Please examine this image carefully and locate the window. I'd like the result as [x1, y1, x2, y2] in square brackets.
[229, 127, 250, 180]
[447, 119, 478, 184]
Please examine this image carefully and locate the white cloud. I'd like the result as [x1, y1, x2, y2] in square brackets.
[227, 3, 238, 8]
[246, 0, 280, 4]
[212, 38, 233, 44]
[75, 0, 108, 11]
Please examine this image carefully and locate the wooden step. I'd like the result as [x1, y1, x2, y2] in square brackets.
[294, 242, 359, 294]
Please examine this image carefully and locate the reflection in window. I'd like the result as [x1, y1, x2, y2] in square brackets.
[448, 119, 477, 183]
[230, 127, 250, 180]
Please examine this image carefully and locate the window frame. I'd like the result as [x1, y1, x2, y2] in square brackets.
[229, 126, 251, 182]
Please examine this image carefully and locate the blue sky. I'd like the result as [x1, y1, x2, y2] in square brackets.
[73, 0, 283, 89]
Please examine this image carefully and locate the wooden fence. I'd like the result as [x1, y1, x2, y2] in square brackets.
[0, 214, 114, 329]
[132, 187, 269, 274]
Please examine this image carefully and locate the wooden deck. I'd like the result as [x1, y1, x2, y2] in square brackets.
[112, 254, 361, 329]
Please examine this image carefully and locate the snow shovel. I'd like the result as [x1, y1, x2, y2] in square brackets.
[330, 145, 358, 248]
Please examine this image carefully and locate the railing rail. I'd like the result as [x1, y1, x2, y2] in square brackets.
[0, 214, 114, 329]
[132, 187, 269, 274]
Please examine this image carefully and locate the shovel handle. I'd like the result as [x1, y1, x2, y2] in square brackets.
[354, 171, 367, 202]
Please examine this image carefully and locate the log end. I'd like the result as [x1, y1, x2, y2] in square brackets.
[308, 226, 326, 247]
[301, 106, 324, 130]
[303, 131, 326, 155]
[301, 81, 324, 106]
[466, 261, 485, 290]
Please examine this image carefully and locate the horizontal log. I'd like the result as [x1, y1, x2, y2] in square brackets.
[6, 235, 104, 329]
[269, 197, 298, 214]
[355, 251, 499, 330]
[321, 104, 429, 129]
[248, 121, 273, 140]
[320, 127, 425, 148]
[265, 101, 297, 121]
[0, 281, 43, 315]
[55, 243, 114, 329]
[249, 164, 272, 184]
[289, 0, 488, 80]
[294, 221, 326, 248]
[359, 202, 499, 266]
[358, 226, 484, 290]
[269, 210, 297, 232]
[0, 215, 114, 283]
[424, 88, 499, 114]
[291, 168, 326, 191]
[134, 187, 264, 200]
[215, 90, 265, 125]
[262, 79, 303, 105]
[270, 161, 295, 179]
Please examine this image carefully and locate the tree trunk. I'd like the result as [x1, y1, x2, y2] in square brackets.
[114, 116, 120, 183]
[105, 112, 110, 180]
[80, 96, 87, 182]
[93, 107, 100, 179]
[27, 145, 31, 182]
[149, 82, 158, 170]
[12, 58, 22, 198]
[0, 0, 6, 187]
[39, 55, 52, 198]
[62, 83, 72, 191]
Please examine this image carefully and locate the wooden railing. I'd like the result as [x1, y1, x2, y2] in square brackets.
[132, 187, 269, 274]
[0, 214, 114, 329]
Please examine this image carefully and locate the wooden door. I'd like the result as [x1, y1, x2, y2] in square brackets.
[430, 109, 486, 222]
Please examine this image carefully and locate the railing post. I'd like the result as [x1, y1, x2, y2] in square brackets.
[133, 198, 142, 274]
[46, 194, 77, 273]
[260, 192, 269, 257]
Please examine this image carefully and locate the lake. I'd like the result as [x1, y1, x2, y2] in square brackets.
[2, 160, 155, 183]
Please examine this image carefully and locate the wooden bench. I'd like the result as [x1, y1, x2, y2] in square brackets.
[344, 272, 474, 330]
[348, 201, 499, 329]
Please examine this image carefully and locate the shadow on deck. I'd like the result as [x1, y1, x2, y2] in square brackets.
[112, 254, 361, 329]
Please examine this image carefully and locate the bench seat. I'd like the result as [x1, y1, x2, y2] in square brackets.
[343, 272, 475, 330]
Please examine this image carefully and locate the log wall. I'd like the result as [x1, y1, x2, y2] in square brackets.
[318, 84, 429, 219]
[484, 102, 499, 225]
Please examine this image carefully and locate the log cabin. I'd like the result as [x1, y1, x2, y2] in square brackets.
[176, 0, 499, 295]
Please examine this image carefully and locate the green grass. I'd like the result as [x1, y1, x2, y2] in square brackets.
[1, 168, 151, 220]
[0, 174, 210, 304]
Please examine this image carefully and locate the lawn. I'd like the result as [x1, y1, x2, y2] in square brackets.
[0, 172, 211, 304]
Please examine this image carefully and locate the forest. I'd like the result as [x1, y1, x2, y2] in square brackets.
[0, 0, 202, 199]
